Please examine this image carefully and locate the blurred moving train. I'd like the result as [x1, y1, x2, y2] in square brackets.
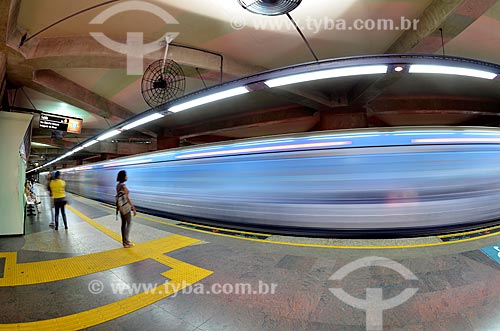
[42, 127, 500, 236]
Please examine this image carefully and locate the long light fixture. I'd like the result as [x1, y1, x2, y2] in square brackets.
[96, 130, 121, 141]
[82, 140, 98, 148]
[26, 56, 500, 174]
[264, 65, 389, 88]
[408, 64, 498, 80]
[122, 113, 164, 130]
[168, 86, 249, 113]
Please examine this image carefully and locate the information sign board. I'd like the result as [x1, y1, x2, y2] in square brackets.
[39, 112, 83, 134]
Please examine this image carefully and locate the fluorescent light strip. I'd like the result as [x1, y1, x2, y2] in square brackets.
[412, 138, 500, 143]
[97, 130, 121, 141]
[33, 145, 86, 172]
[83, 140, 98, 148]
[169, 87, 249, 113]
[176, 141, 352, 159]
[408, 65, 497, 80]
[265, 65, 388, 88]
[122, 113, 164, 130]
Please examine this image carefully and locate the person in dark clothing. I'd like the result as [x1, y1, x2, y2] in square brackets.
[116, 170, 137, 248]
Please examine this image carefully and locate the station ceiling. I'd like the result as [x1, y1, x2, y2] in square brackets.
[2, 0, 500, 168]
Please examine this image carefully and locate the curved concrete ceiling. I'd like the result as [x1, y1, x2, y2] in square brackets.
[2, 0, 500, 168]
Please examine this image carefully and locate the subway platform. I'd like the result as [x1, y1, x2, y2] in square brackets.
[1, 186, 500, 330]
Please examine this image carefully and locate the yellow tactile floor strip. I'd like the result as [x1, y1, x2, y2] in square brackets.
[67, 205, 123, 242]
[0, 206, 213, 330]
[0, 234, 198, 286]
[0, 259, 212, 331]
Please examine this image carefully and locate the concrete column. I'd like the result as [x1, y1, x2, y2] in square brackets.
[317, 110, 368, 131]
[158, 136, 180, 150]
[0, 112, 33, 235]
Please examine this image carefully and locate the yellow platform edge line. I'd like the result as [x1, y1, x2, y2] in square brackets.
[81, 197, 271, 236]
[139, 215, 500, 249]
[71, 194, 500, 249]
[178, 219, 271, 236]
[438, 223, 500, 239]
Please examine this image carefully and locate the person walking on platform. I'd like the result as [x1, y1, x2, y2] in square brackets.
[47, 172, 55, 226]
[49, 171, 68, 230]
[116, 170, 137, 248]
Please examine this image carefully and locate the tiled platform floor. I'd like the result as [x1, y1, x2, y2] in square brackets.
[1, 186, 500, 330]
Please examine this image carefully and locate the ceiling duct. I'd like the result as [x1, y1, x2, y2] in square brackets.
[237, 0, 302, 16]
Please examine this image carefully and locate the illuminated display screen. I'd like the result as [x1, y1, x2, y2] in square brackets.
[39, 112, 83, 134]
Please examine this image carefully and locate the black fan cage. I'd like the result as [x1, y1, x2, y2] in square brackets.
[238, 0, 301, 16]
[141, 59, 186, 108]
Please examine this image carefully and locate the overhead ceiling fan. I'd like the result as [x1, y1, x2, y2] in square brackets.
[141, 36, 186, 108]
[237, 0, 302, 16]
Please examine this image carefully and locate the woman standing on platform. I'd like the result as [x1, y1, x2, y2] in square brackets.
[116, 170, 137, 248]
[49, 171, 68, 230]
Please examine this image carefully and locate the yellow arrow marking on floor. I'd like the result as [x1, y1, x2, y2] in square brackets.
[0, 208, 213, 330]
[0, 255, 212, 331]
[0, 234, 203, 287]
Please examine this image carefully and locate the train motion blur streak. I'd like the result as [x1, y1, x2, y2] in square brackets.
[44, 127, 500, 235]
